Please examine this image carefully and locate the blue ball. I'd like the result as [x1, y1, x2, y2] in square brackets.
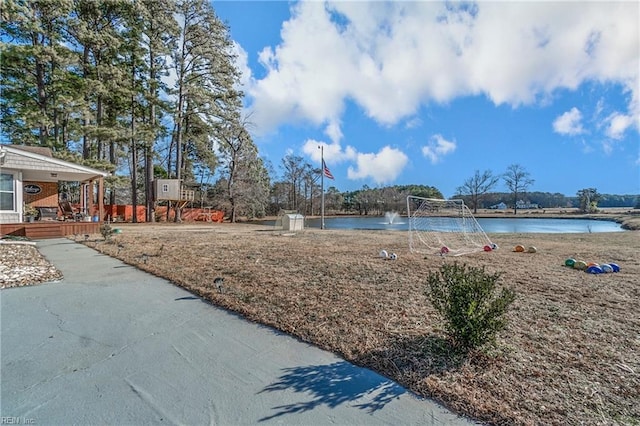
[586, 265, 604, 274]
[609, 263, 620, 272]
[601, 264, 614, 273]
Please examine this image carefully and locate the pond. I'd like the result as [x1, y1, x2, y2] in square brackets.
[298, 216, 625, 233]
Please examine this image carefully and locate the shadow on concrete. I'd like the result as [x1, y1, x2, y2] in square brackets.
[257, 360, 406, 421]
[257, 334, 471, 423]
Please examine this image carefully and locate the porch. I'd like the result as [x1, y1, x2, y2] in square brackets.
[1, 221, 101, 239]
[0, 145, 109, 228]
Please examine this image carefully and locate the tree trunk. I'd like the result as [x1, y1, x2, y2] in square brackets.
[146, 48, 156, 222]
[82, 46, 90, 158]
[130, 60, 138, 223]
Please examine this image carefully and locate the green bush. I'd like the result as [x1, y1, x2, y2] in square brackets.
[426, 262, 515, 352]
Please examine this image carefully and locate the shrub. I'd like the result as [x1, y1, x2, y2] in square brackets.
[426, 262, 515, 352]
[100, 223, 113, 240]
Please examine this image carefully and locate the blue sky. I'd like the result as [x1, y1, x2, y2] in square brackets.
[212, 1, 639, 198]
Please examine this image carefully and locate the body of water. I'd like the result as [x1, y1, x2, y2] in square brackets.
[298, 216, 624, 233]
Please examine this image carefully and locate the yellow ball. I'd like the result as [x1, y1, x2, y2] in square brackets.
[527, 246, 537, 253]
[573, 260, 588, 270]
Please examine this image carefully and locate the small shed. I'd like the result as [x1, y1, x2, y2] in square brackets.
[282, 214, 304, 231]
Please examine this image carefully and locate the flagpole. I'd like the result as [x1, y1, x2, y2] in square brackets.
[320, 145, 325, 230]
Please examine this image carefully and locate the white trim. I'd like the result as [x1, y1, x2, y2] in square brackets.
[0, 171, 18, 213]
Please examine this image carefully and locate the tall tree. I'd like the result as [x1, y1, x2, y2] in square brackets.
[69, 0, 129, 160]
[137, 0, 179, 221]
[503, 164, 535, 215]
[1, 0, 75, 148]
[302, 165, 320, 215]
[576, 188, 600, 213]
[281, 154, 309, 211]
[170, 0, 242, 220]
[456, 169, 500, 213]
[216, 117, 269, 222]
[268, 181, 289, 215]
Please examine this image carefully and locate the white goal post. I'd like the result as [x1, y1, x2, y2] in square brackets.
[407, 196, 494, 256]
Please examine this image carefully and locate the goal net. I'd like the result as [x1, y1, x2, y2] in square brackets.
[407, 196, 494, 256]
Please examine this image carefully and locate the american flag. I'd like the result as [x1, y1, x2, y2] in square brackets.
[322, 160, 334, 180]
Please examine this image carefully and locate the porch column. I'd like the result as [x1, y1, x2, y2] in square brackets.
[98, 177, 104, 222]
[87, 179, 95, 219]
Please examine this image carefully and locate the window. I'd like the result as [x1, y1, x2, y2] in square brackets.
[0, 173, 15, 211]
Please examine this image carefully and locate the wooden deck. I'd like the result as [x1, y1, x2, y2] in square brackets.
[1, 221, 102, 239]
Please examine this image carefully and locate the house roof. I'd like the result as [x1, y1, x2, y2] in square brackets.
[10, 145, 54, 157]
[0, 145, 109, 182]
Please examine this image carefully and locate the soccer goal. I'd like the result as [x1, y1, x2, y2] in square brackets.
[407, 196, 494, 256]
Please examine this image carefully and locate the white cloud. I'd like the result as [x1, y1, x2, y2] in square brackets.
[404, 117, 423, 130]
[553, 107, 584, 136]
[421, 134, 456, 164]
[605, 112, 634, 140]
[232, 41, 252, 90]
[240, 1, 638, 140]
[302, 139, 357, 165]
[347, 146, 408, 184]
[324, 120, 343, 144]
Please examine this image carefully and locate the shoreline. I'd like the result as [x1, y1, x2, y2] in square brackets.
[248, 210, 640, 230]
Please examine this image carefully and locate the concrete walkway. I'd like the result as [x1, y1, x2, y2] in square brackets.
[1, 238, 476, 425]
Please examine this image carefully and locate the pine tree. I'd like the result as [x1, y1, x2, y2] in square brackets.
[136, 0, 179, 221]
[1, 0, 75, 148]
[170, 0, 243, 221]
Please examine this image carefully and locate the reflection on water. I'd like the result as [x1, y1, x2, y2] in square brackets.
[299, 216, 624, 233]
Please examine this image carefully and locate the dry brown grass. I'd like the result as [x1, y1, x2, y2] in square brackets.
[81, 223, 639, 425]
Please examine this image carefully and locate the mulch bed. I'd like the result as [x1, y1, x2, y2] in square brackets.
[0, 242, 63, 289]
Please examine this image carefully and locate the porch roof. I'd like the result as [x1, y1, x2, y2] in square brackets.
[0, 145, 109, 182]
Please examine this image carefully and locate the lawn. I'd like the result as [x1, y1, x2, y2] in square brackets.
[80, 223, 639, 425]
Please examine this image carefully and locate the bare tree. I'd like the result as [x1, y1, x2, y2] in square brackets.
[216, 117, 269, 222]
[503, 164, 535, 215]
[456, 169, 500, 213]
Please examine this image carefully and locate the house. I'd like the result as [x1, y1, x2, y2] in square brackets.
[490, 202, 508, 210]
[0, 145, 109, 227]
[516, 200, 539, 209]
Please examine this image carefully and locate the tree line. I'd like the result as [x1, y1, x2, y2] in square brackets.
[2, 0, 268, 222]
[454, 166, 638, 214]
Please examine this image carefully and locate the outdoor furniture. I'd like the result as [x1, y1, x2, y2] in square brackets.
[37, 207, 59, 221]
[59, 200, 83, 221]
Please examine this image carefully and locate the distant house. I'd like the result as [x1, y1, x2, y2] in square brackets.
[490, 202, 508, 210]
[0, 145, 109, 224]
[516, 200, 539, 209]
